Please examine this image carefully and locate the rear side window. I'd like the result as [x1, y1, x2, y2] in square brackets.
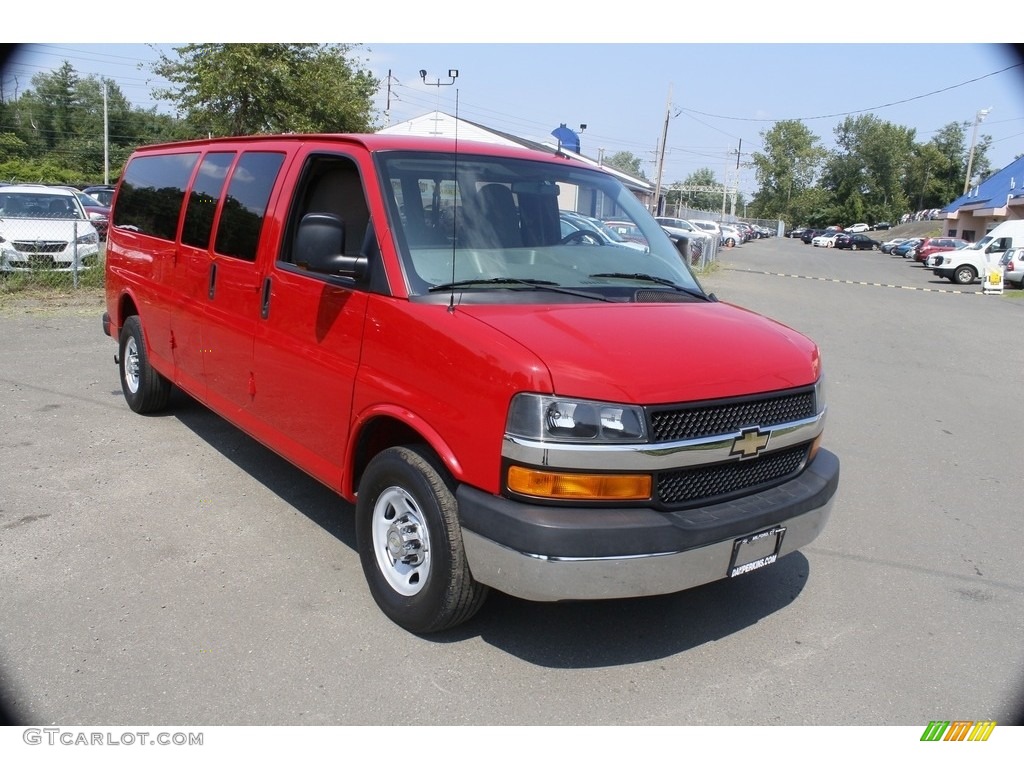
[113, 153, 200, 241]
[181, 152, 236, 249]
[215, 152, 286, 262]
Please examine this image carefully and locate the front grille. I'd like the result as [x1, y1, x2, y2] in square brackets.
[649, 389, 815, 442]
[28, 255, 56, 269]
[657, 445, 809, 507]
[14, 240, 67, 254]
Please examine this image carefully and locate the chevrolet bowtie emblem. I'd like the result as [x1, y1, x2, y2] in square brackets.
[731, 427, 770, 458]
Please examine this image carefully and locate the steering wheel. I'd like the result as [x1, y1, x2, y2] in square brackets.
[560, 229, 604, 245]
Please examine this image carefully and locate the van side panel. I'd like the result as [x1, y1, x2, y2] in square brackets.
[107, 151, 201, 383]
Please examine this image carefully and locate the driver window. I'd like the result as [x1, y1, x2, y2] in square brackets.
[283, 156, 370, 264]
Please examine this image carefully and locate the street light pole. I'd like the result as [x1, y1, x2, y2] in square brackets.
[963, 107, 992, 195]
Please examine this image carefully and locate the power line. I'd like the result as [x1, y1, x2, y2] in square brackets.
[681, 63, 1024, 123]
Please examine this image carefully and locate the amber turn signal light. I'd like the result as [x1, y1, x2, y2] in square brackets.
[507, 466, 652, 501]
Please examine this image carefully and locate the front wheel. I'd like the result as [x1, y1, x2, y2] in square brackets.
[952, 265, 977, 285]
[118, 315, 171, 413]
[356, 445, 488, 634]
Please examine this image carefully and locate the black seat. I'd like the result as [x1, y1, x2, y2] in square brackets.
[466, 184, 522, 249]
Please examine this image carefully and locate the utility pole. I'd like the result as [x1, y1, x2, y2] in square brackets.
[720, 149, 729, 221]
[652, 84, 672, 216]
[102, 81, 109, 184]
[730, 139, 741, 218]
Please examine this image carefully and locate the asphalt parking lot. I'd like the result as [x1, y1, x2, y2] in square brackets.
[1, 236, 1023, 726]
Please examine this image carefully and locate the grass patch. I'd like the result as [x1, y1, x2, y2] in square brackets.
[0, 270, 105, 316]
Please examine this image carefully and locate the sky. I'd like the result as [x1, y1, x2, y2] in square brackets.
[3, 7, 1024, 201]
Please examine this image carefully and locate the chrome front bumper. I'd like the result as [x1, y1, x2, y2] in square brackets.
[458, 449, 839, 602]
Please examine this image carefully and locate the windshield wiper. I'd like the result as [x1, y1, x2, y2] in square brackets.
[429, 277, 558, 291]
[429, 277, 612, 301]
[589, 272, 709, 300]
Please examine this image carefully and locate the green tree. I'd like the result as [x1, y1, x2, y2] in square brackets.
[603, 150, 647, 180]
[749, 120, 826, 223]
[30, 61, 79, 149]
[150, 44, 380, 136]
[819, 115, 915, 224]
[912, 121, 980, 207]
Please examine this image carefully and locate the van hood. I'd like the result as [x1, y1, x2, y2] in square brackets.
[461, 301, 820, 404]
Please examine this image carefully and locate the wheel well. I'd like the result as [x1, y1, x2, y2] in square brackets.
[118, 294, 139, 330]
[351, 416, 441, 496]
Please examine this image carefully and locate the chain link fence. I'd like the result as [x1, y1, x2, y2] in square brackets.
[1, 187, 106, 294]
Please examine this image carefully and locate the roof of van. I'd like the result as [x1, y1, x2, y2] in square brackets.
[127, 133, 596, 167]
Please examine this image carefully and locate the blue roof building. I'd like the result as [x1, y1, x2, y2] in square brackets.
[941, 155, 1024, 241]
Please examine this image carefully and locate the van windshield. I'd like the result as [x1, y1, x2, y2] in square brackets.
[963, 236, 991, 251]
[377, 151, 706, 301]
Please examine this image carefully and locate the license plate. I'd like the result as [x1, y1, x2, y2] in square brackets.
[728, 526, 785, 578]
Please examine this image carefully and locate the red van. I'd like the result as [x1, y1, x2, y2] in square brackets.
[103, 134, 839, 633]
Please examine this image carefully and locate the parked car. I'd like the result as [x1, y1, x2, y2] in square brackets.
[654, 216, 703, 237]
[689, 219, 723, 244]
[653, 216, 715, 261]
[57, 186, 110, 241]
[719, 224, 743, 247]
[914, 237, 969, 265]
[880, 237, 909, 254]
[1000, 248, 1024, 288]
[845, 223, 869, 233]
[787, 226, 808, 239]
[812, 230, 842, 248]
[892, 238, 923, 259]
[604, 220, 648, 246]
[871, 222, 892, 231]
[82, 184, 116, 207]
[0, 184, 101, 272]
[800, 228, 822, 244]
[560, 211, 647, 252]
[833, 233, 881, 251]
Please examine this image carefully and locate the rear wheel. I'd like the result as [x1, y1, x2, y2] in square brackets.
[118, 315, 171, 414]
[356, 445, 488, 634]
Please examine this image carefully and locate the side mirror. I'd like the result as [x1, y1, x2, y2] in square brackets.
[295, 213, 367, 280]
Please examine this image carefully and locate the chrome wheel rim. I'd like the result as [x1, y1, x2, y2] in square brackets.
[371, 486, 431, 596]
[124, 335, 140, 394]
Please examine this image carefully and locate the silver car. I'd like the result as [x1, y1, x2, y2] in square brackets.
[1000, 248, 1024, 288]
[0, 185, 100, 272]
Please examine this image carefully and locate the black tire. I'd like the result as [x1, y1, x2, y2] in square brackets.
[118, 315, 171, 414]
[356, 445, 488, 634]
[952, 265, 977, 285]
[851, 243, 859, 251]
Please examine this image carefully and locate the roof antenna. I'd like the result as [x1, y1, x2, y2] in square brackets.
[448, 85, 460, 313]
[420, 68, 461, 313]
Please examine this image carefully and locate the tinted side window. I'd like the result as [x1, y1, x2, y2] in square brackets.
[113, 153, 200, 241]
[181, 152, 236, 249]
[214, 152, 286, 262]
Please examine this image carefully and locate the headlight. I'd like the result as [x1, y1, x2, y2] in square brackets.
[76, 231, 99, 245]
[506, 393, 646, 443]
